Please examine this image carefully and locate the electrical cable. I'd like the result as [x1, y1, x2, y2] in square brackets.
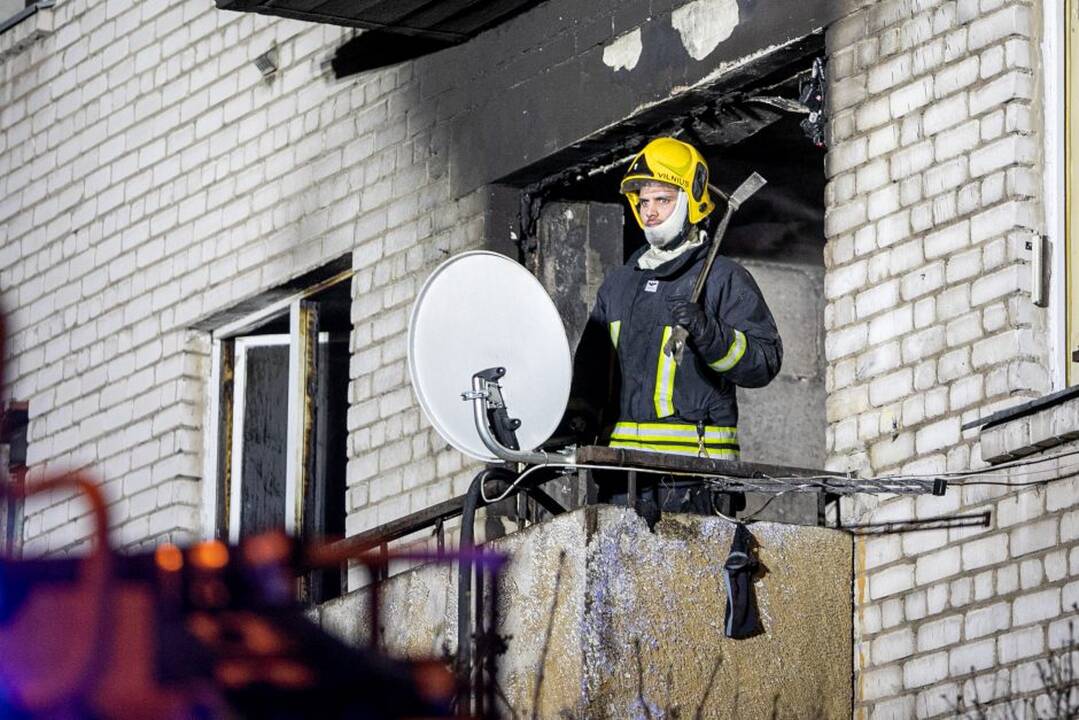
[482, 461, 816, 526]
[478, 460, 806, 505]
[479, 442, 1079, 507]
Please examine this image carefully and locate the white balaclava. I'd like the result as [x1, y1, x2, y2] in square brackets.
[643, 189, 689, 248]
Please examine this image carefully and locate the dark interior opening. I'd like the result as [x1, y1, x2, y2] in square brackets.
[229, 278, 351, 602]
[497, 52, 830, 524]
[537, 113, 826, 266]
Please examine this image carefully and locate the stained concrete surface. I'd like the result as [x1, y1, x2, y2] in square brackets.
[317, 506, 852, 719]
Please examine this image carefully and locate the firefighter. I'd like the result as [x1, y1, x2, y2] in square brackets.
[572, 136, 783, 517]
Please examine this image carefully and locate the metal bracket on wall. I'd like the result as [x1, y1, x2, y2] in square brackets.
[1029, 232, 1049, 308]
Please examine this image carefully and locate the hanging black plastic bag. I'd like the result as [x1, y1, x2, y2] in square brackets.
[722, 523, 763, 639]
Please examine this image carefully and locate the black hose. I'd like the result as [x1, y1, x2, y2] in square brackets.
[457, 466, 515, 717]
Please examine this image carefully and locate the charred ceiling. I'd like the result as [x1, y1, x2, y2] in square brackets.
[216, 0, 549, 73]
[500, 33, 828, 265]
[498, 32, 826, 192]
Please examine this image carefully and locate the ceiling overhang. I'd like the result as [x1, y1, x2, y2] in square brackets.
[216, 0, 549, 73]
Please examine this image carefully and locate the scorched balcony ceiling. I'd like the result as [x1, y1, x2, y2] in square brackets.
[216, 0, 549, 73]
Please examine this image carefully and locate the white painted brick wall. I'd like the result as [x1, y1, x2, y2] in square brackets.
[1, 0, 495, 558]
[826, 1, 1074, 717]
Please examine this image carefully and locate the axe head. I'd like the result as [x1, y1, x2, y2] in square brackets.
[727, 172, 767, 210]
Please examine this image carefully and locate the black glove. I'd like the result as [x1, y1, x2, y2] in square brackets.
[667, 297, 715, 344]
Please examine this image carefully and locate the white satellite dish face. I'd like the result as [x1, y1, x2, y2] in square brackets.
[408, 251, 572, 462]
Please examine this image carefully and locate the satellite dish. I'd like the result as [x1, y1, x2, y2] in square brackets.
[408, 251, 572, 462]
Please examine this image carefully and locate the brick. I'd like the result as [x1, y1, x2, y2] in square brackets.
[914, 299, 935, 330]
[856, 159, 891, 194]
[868, 306, 914, 344]
[962, 534, 1008, 571]
[924, 220, 969, 258]
[868, 126, 900, 160]
[870, 433, 916, 470]
[868, 53, 913, 94]
[968, 5, 1032, 51]
[826, 323, 869, 360]
[916, 417, 960, 454]
[856, 281, 900, 319]
[949, 639, 996, 675]
[890, 76, 934, 118]
[853, 225, 877, 256]
[1044, 550, 1069, 582]
[874, 628, 915, 664]
[903, 651, 948, 689]
[1064, 580, 1079, 614]
[877, 210, 912, 248]
[1009, 519, 1058, 557]
[830, 76, 869, 114]
[865, 534, 903, 569]
[1062, 510, 1079, 542]
[902, 326, 945, 363]
[966, 601, 1011, 639]
[900, 261, 944, 300]
[1012, 588, 1061, 626]
[890, 141, 934, 180]
[1019, 558, 1043, 590]
[925, 74, 968, 126]
[934, 120, 980, 161]
[915, 545, 961, 585]
[934, 57, 979, 98]
[826, 260, 868, 299]
[861, 666, 903, 703]
[949, 374, 984, 410]
[1049, 615, 1078, 651]
[917, 615, 962, 653]
[945, 311, 982, 347]
[828, 385, 870, 423]
[950, 575, 973, 607]
[924, 157, 967, 197]
[827, 137, 869, 177]
[857, 342, 902, 380]
[908, 591, 930, 624]
[970, 135, 1037, 178]
[870, 369, 913, 407]
[971, 330, 1022, 369]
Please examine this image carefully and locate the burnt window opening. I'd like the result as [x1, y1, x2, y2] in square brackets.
[208, 270, 351, 604]
[493, 56, 829, 525]
[531, 111, 827, 269]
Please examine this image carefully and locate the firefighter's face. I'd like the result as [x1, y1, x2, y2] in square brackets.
[637, 183, 680, 227]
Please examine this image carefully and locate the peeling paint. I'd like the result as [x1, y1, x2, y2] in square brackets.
[585, 36, 799, 146]
[325, 507, 852, 718]
[602, 27, 643, 72]
[671, 0, 739, 61]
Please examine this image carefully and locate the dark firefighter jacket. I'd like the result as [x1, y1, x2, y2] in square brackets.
[571, 235, 782, 458]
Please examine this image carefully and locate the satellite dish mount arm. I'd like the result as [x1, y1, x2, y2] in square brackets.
[474, 367, 522, 451]
[463, 368, 573, 466]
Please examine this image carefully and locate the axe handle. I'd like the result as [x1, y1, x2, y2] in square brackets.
[662, 203, 735, 365]
[689, 203, 736, 303]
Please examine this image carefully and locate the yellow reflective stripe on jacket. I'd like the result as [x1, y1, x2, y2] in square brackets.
[612, 422, 738, 443]
[708, 329, 747, 372]
[609, 422, 740, 459]
[653, 326, 676, 418]
[609, 320, 621, 348]
[608, 439, 740, 458]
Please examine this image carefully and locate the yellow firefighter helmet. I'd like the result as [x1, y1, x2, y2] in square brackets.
[620, 136, 716, 228]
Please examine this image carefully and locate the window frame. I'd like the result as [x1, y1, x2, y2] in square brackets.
[1066, 0, 1079, 385]
[200, 269, 353, 544]
[1045, 0, 1072, 389]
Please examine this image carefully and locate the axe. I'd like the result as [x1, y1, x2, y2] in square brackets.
[663, 172, 767, 364]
